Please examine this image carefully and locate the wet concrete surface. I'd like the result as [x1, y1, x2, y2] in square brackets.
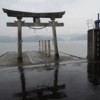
[0, 61, 100, 100]
[0, 51, 85, 67]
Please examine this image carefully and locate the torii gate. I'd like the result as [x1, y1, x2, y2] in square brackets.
[3, 8, 65, 62]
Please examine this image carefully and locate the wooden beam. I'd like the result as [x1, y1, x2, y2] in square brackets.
[3, 8, 65, 18]
[7, 22, 64, 27]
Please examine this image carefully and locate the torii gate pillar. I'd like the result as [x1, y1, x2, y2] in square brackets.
[51, 19, 59, 59]
[17, 18, 23, 62]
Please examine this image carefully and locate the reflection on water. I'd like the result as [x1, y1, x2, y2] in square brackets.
[14, 63, 67, 100]
[18, 63, 26, 100]
[87, 62, 100, 85]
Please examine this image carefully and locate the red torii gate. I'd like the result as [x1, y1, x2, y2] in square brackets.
[3, 8, 65, 62]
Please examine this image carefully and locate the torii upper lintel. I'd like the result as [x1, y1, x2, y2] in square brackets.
[3, 8, 65, 19]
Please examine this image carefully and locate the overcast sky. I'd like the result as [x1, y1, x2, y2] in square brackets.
[0, 0, 100, 37]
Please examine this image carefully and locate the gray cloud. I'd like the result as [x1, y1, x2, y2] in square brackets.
[0, 0, 100, 37]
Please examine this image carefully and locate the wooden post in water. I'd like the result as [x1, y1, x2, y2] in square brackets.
[39, 40, 40, 51]
[43, 40, 45, 54]
[48, 40, 50, 56]
[45, 40, 47, 54]
[17, 18, 23, 62]
[42, 40, 44, 53]
[51, 18, 59, 60]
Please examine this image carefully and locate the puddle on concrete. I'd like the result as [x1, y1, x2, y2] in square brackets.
[0, 61, 100, 100]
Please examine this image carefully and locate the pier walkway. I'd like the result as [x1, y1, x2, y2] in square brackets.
[0, 50, 86, 67]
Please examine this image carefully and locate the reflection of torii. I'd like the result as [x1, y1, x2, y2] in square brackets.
[14, 63, 66, 100]
[17, 63, 27, 100]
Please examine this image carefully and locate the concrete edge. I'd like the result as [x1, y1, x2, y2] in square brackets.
[0, 52, 9, 57]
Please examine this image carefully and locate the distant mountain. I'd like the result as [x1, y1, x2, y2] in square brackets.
[58, 34, 87, 41]
[23, 35, 64, 42]
[0, 34, 87, 43]
[70, 34, 87, 41]
[0, 35, 64, 43]
[0, 36, 17, 43]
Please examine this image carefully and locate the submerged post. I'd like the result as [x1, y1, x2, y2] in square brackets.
[51, 18, 59, 60]
[43, 40, 45, 54]
[42, 40, 44, 53]
[17, 18, 23, 62]
[48, 40, 50, 56]
[45, 40, 47, 54]
[39, 40, 40, 51]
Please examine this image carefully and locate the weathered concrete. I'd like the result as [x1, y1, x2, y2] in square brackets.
[0, 51, 85, 67]
[0, 52, 31, 67]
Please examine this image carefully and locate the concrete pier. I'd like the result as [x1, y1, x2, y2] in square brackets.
[0, 51, 85, 67]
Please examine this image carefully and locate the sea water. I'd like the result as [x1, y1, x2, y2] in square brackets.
[0, 40, 87, 58]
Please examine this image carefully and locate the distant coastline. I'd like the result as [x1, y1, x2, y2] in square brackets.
[0, 34, 87, 43]
[0, 35, 64, 43]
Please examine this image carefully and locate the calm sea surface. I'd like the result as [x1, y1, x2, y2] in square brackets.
[0, 41, 87, 58]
